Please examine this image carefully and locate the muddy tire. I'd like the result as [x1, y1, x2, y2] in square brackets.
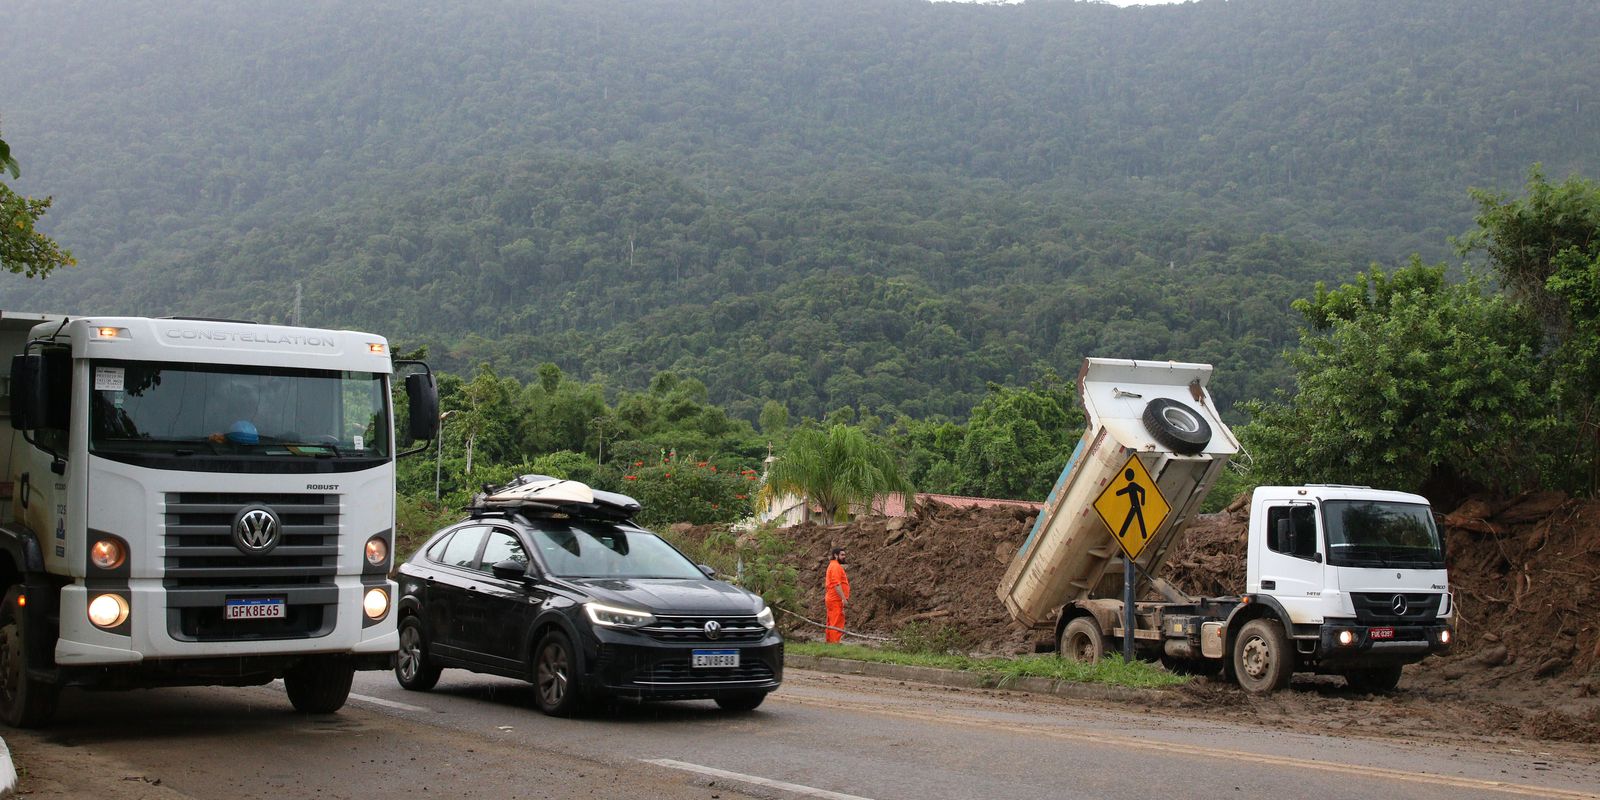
[1141, 398, 1212, 455]
[1059, 617, 1105, 663]
[1232, 618, 1293, 694]
[284, 655, 355, 714]
[395, 616, 442, 692]
[533, 630, 586, 717]
[1343, 665, 1403, 694]
[714, 692, 767, 712]
[0, 587, 59, 728]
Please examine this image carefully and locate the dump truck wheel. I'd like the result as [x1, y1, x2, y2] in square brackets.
[0, 587, 59, 728]
[1059, 617, 1105, 663]
[1343, 665, 1403, 694]
[1141, 398, 1212, 454]
[1232, 618, 1293, 693]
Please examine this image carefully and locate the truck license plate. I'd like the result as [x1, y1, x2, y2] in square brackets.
[1369, 627, 1394, 640]
[225, 599, 285, 620]
[691, 649, 739, 668]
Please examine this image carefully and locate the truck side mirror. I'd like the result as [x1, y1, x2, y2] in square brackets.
[8, 354, 44, 431]
[1274, 517, 1292, 553]
[405, 372, 440, 441]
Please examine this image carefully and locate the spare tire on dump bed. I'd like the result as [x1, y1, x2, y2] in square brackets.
[1141, 398, 1212, 454]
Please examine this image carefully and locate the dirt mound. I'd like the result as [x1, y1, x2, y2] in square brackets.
[678, 491, 1600, 744]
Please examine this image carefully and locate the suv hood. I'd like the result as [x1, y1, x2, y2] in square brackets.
[565, 578, 762, 616]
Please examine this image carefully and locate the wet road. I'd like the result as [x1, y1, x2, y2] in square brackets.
[5, 666, 1598, 800]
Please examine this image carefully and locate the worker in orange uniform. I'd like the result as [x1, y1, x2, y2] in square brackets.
[824, 546, 850, 643]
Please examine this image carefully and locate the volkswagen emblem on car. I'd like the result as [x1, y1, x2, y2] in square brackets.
[1391, 594, 1409, 616]
[703, 620, 723, 640]
[233, 506, 282, 555]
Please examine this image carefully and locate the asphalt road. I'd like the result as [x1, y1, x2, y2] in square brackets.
[6, 666, 1599, 800]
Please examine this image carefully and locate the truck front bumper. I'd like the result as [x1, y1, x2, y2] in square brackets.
[1311, 620, 1453, 666]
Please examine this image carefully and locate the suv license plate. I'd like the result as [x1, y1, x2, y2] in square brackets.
[691, 649, 739, 668]
[1369, 627, 1395, 640]
[225, 599, 285, 620]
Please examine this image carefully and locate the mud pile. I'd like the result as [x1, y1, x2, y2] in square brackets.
[676, 490, 1600, 743]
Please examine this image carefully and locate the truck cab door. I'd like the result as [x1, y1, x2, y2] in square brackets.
[1253, 503, 1326, 623]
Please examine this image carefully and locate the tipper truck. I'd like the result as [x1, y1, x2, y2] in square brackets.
[0, 311, 439, 726]
[998, 358, 1454, 693]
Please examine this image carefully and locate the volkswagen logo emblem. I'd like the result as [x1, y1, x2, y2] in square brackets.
[233, 506, 282, 555]
[703, 620, 723, 640]
[1391, 594, 1409, 616]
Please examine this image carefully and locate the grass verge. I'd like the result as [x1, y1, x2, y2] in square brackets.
[787, 641, 1188, 689]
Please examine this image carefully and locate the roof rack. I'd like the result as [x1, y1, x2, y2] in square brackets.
[468, 474, 641, 522]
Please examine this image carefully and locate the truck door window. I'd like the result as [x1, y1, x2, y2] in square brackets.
[1264, 505, 1318, 560]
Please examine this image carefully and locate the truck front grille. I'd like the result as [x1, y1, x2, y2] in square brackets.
[1350, 592, 1442, 624]
[162, 492, 340, 588]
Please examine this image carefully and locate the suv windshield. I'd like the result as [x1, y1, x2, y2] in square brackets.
[1322, 500, 1445, 569]
[89, 360, 389, 460]
[529, 520, 705, 580]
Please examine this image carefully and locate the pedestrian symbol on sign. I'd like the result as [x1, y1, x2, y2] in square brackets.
[1093, 455, 1171, 560]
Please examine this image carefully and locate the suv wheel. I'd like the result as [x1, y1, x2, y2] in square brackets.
[714, 692, 766, 712]
[395, 617, 442, 692]
[533, 630, 586, 717]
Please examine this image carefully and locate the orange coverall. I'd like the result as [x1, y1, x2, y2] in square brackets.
[825, 558, 850, 643]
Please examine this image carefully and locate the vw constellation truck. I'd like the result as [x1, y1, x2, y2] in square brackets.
[0, 312, 438, 726]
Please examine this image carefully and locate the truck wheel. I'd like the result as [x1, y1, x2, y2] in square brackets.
[395, 617, 442, 692]
[284, 655, 355, 714]
[1343, 665, 1403, 694]
[1059, 617, 1105, 663]
[0, 587, 59, 728]
[532, 630, 587, 717]
[1232, 619, 1293, 694]
[1141, 398, 1212, 455]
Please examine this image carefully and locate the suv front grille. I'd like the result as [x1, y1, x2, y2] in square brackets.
[162, 492, 340, 588]
[638, 659, 776, 684]
[639, 615, 768, 643]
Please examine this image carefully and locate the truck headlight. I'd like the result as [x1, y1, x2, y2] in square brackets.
[90, 537, 127, 570]
[363, 587, 389, 620]
[88, 593, 130, 628]
[1337, 629, 1355, 646]
[1439, 629, 1452, 645]
[365, 535, 389, 568]
[756, 605, 775, 630]
[585, 602, 655, 629]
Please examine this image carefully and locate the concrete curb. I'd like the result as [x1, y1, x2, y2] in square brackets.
[0, 735, 16, 799]
[785, 653, 1177, 705]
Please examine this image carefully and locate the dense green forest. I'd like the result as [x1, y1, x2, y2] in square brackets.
[3, 0, 1597, 424]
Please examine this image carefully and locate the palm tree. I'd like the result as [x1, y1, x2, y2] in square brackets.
[763, 424, 913, 523]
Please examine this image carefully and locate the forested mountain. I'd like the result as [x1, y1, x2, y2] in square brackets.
[3, 0, 1595, 421]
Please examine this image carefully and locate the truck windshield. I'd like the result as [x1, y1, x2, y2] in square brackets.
[1322, 500, 1444, 569]
[89, 360, 389, 461]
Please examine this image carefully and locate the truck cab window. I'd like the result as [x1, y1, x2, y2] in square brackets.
[1264, 505, 1318, 560]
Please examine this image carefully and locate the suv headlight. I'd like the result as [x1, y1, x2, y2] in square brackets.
[585, 602, 656, 629]
[756, 605, 775, 630]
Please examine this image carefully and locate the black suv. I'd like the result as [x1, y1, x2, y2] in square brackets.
[393, 478, 782, 715]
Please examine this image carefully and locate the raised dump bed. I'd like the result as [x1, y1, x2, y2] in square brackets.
[998, 358, 1240, 629]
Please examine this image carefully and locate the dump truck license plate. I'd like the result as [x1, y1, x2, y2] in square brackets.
[225, 599, 285, 620]
[692, 650, 739, 668]
[1369, 627, 1394, 640]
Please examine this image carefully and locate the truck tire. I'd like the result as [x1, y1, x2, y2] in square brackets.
[1232, 618, 1293, 694]
[1059, 617, 1105, 663]
[284, 655, 355, 714]
[1343, 665, 1403, 694]
[1141, 398, 1212, 455]
[395, 617, 442, 692]
[0, 586, 59, 728]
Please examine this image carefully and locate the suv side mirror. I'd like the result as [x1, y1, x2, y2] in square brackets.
[406, 372, 440, 441]
[698, 564, 716, 579]
[490, 559, 529, 581]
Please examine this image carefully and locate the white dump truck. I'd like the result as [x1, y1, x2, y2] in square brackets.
[998, 358, 1454, 693]
[0, 311, 439, 726]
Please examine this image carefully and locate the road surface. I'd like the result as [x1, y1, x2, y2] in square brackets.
[5, 667, 1598, 800]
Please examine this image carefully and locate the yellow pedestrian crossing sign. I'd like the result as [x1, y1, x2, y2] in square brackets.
[1093, 454, 1171, 560]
